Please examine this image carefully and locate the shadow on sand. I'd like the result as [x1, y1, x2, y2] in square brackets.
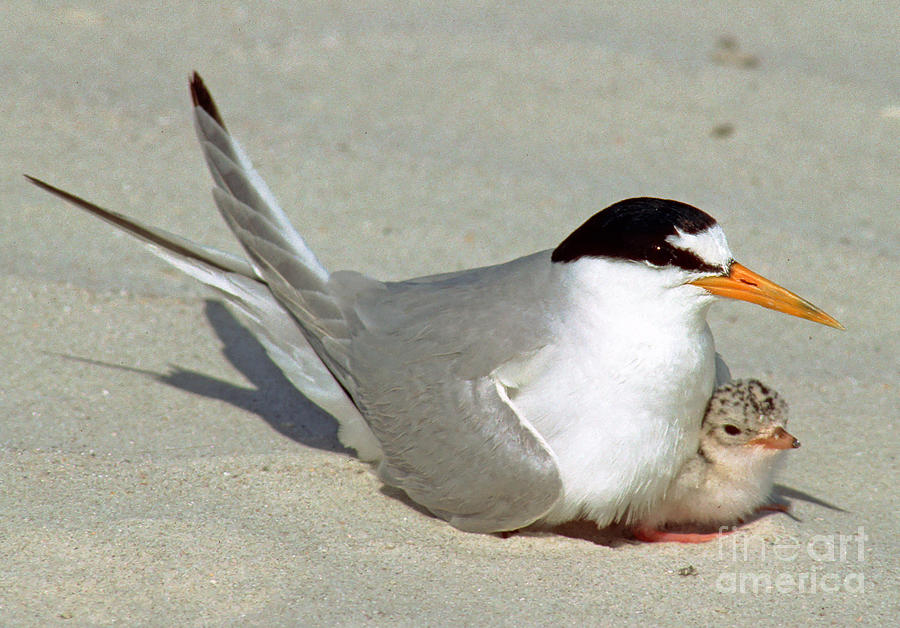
[56, 300, 351, 455]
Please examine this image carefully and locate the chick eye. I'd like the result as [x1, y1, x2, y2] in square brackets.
[723, 425, 742, 435]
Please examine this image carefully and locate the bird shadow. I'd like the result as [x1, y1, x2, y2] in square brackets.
[772, 484, 849, 514]
[54, 299, 352, 455]
[535, 521, 633, 547]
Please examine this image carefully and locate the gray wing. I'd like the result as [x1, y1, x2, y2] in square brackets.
[191, 78, 355, 372]
[714, 352, 732, 386]
[189, 74, 564, 531]
[329, 255, 564, 531]
[361, 366, 562, 533]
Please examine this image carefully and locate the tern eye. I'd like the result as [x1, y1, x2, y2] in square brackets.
[723, 424, 742, 436]
[646, 243, 670, 266]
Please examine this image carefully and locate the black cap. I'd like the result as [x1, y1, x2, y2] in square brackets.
[551, 197, 721, 273]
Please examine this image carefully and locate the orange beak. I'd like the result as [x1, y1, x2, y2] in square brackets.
[748, 426, 801, 450]
[691, 262, 844, 329]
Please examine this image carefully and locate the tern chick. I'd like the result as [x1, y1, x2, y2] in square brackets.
[634, 379, 799, 543]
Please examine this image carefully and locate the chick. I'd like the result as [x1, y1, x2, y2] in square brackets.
[634, 379, 800, 543]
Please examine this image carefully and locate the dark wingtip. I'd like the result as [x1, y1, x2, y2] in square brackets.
[189, 71, 226, 130]
[24, 173, 57, 194]
[24, 174, 238, 275]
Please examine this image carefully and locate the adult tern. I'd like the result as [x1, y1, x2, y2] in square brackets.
[26, 73, 842, 533]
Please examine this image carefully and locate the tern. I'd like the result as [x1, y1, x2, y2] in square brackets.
[634, 379, 799, 543]
[26, 73, 842, 533]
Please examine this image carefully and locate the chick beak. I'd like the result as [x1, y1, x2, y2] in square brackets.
[748, 426, 801, 450]
[691, 262, 844, 329]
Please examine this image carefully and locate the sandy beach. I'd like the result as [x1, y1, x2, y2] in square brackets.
[3, 2, 898, 625]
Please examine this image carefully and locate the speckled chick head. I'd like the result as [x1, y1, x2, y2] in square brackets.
[702, 379, 789, 447]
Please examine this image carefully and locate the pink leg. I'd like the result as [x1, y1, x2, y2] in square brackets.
[633, 524, 734, 544]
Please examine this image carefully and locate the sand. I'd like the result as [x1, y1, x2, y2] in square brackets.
[3, 2, 897, 625]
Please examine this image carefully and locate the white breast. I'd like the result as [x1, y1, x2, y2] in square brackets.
[509, 258, 719, 527]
